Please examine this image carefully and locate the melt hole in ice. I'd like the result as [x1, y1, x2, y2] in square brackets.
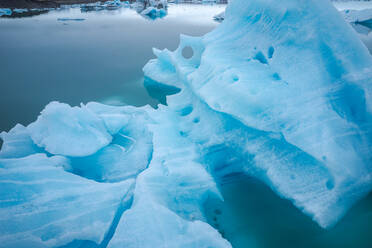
[182, 46, 194, 59]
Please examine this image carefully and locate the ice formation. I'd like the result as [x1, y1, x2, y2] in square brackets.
[1, 0, 372, 247]
[132, 0, 168, 19]
[0, 8, 12, 16]
[144, 0, 372, 229]
[140, 7, 167, 19]
[214, 5, 372, 24]
[341, 8, 372, 23]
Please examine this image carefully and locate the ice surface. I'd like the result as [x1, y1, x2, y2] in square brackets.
[68, 102, 154, 182]
[1, 0, 372, 247]
[213, 11, 225, 22]
[341, 8, 372, 23]
[28, 102, 112, 157]
[143, 0, 372, 228]
[57, 18, 86, 22]
[0, 153, 134, 248]
[140, 7, 167, 19]
[0, 124, 44, 159]
[0, 8, 12, 16]
[108, 106, 229, 247]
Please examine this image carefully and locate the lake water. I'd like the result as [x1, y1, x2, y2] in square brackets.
[1, 3, 372, 248]
[0, 4, 224, 132]
[204, 174, 372, 248]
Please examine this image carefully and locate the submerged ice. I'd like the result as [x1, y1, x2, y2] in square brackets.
[1, 0, 372, 247]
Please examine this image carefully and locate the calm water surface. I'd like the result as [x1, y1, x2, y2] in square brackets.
[0, 4, 224, 132]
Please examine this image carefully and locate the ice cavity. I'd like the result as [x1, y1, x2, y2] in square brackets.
[1, 101, 153, 183]
[143, 0, 372, 228]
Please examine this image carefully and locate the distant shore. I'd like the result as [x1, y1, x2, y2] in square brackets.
[0, 0, 132, 9]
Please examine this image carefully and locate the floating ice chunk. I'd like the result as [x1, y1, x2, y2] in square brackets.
[13, 9, 28, 14]
[146, 0, 167, 9]
[213, 8, 372, 25]
[144, 0, 372, 228]
[0, 124, 43, 159]
[341, 8, 372, 24]
[140, 7, 167, 19]
[0, 8, 12, 16]
[27, 102, 112, 157]
[213, 11, 225, 22]
[57, 18, 86, 22]
[0, 153, 134, 248]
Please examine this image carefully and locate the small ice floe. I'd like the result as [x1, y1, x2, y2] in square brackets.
[141, 6, 167, 19]
[213, 11, 225, 22]
[13, 8, 28, 13]
[104, 0, 123, 10]
[341, 8, 372, 24]
[0, 8, 12, 17]
[57, 18, 86, 22]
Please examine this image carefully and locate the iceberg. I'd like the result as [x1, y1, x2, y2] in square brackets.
[0, 8, 12, 17]
[140, 7, 167, 19]
[341, 8, 372, 24]
[143, 0, 372, 229]
[57, 18, 86, 22]
[1, 0, 372, 247]
[213, 11, 225, 22]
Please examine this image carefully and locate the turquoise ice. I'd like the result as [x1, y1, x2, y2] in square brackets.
[1, 0, 372, 247]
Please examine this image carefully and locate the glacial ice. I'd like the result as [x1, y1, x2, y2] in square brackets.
[143, 0, 372, 229]
[0, 8, 12, 17]
[1, 0, 372, 247]
[140, 7, 167, 19]
[0, 154, 134, 248]
[27, 102, 112, 157]
[341, 8, 372, 24]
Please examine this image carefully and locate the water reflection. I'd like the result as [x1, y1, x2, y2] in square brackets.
[0, 3, 224, 132]
[204, 173, 372, 248]
[352, 22, 372, 53]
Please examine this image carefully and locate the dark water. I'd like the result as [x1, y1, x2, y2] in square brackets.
[0, 4, 224, 132]
[204, 174, 372, 248]
[353, 22, 372, 53]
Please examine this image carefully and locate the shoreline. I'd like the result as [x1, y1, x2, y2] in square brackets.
[0, 0, 134, 9]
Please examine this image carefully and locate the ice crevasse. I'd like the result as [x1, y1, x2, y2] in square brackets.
[1, 0, 372, 247]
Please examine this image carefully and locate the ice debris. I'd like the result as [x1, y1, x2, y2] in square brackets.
[341, 8, 372, 24]
[0, 8, 12, 17]
[57, 18, 86, 22]
[140, 6, 167, 19]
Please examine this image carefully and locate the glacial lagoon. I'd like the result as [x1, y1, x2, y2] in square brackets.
[0, 4, 224, 132]
[1, 2, 372, 248]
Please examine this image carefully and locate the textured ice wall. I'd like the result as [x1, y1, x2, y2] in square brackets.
[143, 0, 372, 228]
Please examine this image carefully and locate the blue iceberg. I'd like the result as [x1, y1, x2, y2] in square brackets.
[1, 0, 372, 247]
